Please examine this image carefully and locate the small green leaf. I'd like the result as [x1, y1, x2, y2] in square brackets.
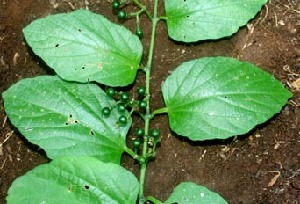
[2, 76, 132, 163]
[162, 57, 292, 141]
[164, 0, 267, 42]
[23, 10, 143, 86]
[6, 157, 139, 204]
[165, 182, 227, 204]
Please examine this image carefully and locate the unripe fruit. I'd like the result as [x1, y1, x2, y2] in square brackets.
[118, 104, 126, 113]
[132, 139, 141, 149]
[106, 87, 115, 97]
[150, 128, 160, 139]
[135, 127, 145, 137]
[118, 11, 126, 19]
[139, 100, 147, 109]
[111, 1, 120, 10]
[137, 86, 146, 96]
[136, 28, 143, 38]
[102, 107, 111, 118]
[118, 115, 127, 126]
[120, 92, 129, 102]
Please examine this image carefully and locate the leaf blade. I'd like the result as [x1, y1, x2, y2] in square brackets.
[23, 10, 143, 86]
[6, 157, 139, 204]
[2, 76, 131, 163]
[165, 182, 227, 204]
[162, 57, 292, 141]
[165, 0, 267, 42]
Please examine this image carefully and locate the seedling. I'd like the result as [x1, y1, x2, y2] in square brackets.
[3, 0, 292, 203]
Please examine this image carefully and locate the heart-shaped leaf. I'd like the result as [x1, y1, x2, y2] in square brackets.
[6, 157, 139, 204]
[23, 10, 143, 86]
[162, 57, 292, 141]
[165, 182, 227, 204]
[2, 76, 131, 163]
[164, 0, 267, 42]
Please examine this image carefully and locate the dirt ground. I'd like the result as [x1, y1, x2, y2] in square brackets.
[1, 0, 300, 203]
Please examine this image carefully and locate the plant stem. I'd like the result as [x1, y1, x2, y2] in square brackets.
[152, 107, 168, 115]
[138, 0, 159, 203]
[123, 146, 138, 158]
[132, 0, 152, 19]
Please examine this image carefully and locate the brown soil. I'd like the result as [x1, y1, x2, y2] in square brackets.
[1, 0, 300, 203]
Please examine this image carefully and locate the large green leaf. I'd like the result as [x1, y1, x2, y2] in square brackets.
[23, 10, 142, 86]
[6, 157, 139, 204]
[165, 182, 227, 204]
[2, 76, 131, 163]
[162, 57, 292, 141]
[164, 0, 267, 42]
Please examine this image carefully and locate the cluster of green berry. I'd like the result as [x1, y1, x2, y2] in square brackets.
[132, 127, 160, 154]
[111, 1, 126, 19]
[111, 0, 143, 38]
[102, 86, 147, 127]
[102, 87, 128, 127]
[102, 86, 161, 155]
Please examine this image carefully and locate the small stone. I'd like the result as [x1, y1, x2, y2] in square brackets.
[292, 78, 300, 90]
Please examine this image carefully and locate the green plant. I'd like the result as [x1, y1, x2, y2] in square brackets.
[2, 0, 292, 203]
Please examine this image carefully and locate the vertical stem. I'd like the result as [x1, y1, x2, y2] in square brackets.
[138, 0, 159, 203]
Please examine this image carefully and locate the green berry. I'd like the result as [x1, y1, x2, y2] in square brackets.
[118, 10, 126, 19]
[139, 100, 147, 109]
[111, 1, 120, 9]
[102, 107, 111, 118]
[106, 87, 115, 98]
[135, 127, 145, 137]
[118, 104, 126, 113]
[136, 27, 143, 38]
[118, 115, 127, 126]
[132, 139, 141, 149]
[138, 157, 146, 164]
[150, 128, 160, 139]
[120, 92, 129, 102]
[137, 86, 146, 96]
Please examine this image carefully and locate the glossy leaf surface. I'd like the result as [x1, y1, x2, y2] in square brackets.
[23, 10, 142, 86]
[165, 0, 267, 42]
[165, 182, 227, 204]
[2, 76, 131, 163]
[7, 157, 139, 204]
[162, 57, 292, 141]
